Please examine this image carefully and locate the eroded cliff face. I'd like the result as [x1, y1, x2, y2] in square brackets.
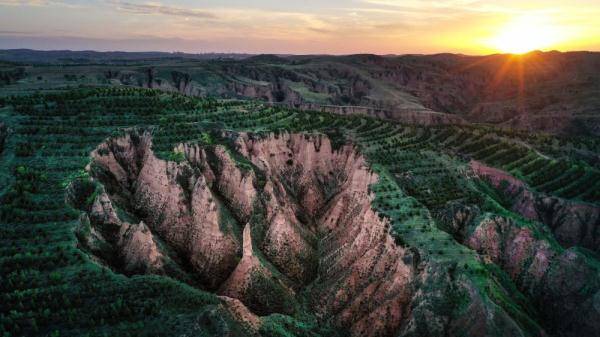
[438, 179, 600, 337]
[71, 130, 551, 337]
[465, 215, 600, 337]
[69, 130, 419, 336]
[440, 162, 600, 337]
[470, 160, 600, 252]
[234, 133, 416, 335]
[85, 132, 244, 291]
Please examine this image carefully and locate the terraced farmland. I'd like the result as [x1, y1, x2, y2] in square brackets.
[1, 88, 599, 337]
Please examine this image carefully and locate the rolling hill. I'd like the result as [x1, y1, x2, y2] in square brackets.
[1, 50, 599, 135]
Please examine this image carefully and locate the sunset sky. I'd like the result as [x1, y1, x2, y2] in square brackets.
[1, 0, 599, 55]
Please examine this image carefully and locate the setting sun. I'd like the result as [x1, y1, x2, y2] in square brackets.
[489, 14, 565, 54]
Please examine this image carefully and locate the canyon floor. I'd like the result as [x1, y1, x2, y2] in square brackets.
[0, 87, 599, 337]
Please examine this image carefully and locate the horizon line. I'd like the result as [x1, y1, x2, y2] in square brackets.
[2, 47, 599, 59]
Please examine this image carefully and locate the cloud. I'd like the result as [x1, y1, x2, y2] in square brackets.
[308, 27, 333, 34]
[0, 0, 55, 5]
[1, 0, 598, 54]
[372, 22, 410, 31]
[361, 0, 480, 10]
[0, 30, 37, 35]
[109, 1, 216, 19]
[0, 0, 89, 9]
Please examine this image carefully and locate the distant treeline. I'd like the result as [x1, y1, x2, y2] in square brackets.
[0, 49, 254, 65]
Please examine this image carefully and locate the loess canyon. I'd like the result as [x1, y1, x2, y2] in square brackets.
[0, 86, 598, 337]
[69, 131, 413, 336]
[67, 129, 600, 337]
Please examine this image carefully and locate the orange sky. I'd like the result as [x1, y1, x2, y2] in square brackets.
[0, 0, 598, 54]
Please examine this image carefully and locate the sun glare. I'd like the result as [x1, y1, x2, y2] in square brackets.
[489, 14, 563, 54]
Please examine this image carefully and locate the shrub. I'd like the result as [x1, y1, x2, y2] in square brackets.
[167, 151, 186, 163]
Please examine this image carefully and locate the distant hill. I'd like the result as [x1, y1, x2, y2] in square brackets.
[0, 49, 599, 135]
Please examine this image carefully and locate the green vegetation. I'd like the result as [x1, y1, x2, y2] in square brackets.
[166, 150, 186, 163]
[0, 87, 598, 336]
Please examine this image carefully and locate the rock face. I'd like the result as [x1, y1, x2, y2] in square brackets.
[466, 215, 600, 337]
[234, 133, 416, 335]
[470, 160, 600, 252]
[434, 162, 600, 337]
[71, 130, 418, 336]
[87, 132, 243, 290]
[73, 130, 571, 337]
[68, 183, 169, 276]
